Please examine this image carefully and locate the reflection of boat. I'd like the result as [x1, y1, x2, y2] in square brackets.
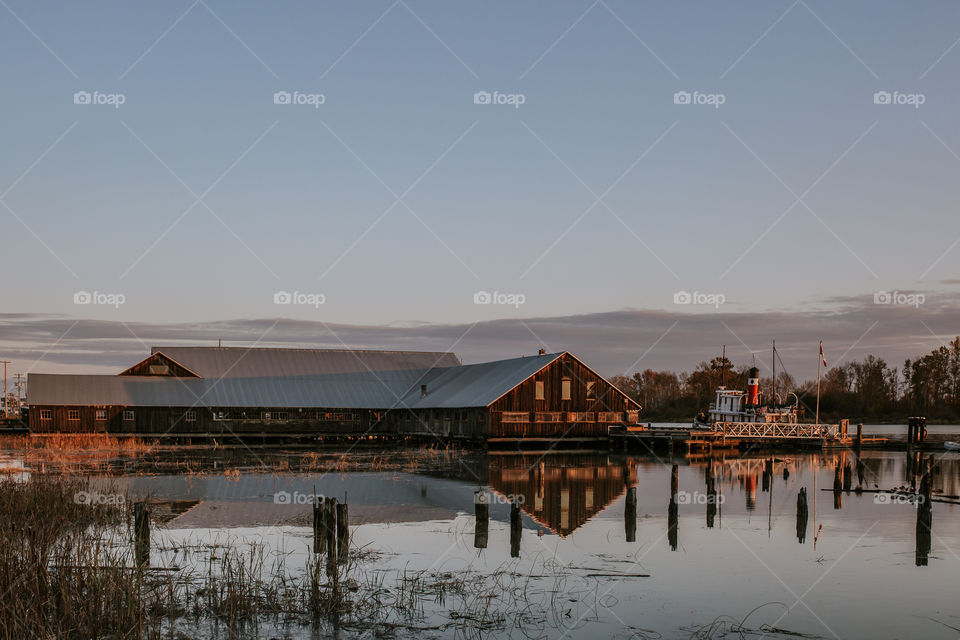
[945, 441, 960, 451]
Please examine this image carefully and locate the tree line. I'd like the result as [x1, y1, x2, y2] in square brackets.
[610, 337, 960, 423]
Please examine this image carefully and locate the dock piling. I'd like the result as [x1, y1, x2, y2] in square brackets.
[510, 499, 521, 558]
[134, 501, 150, 567]
[625, 486, 637, 542]
[474, 490, 489, 549]
[336, 502, 349, 562]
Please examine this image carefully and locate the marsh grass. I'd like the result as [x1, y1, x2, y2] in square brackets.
[1, 469, 597, 640]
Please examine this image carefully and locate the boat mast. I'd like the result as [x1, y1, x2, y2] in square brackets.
[720, 344, 726, 387]
[772, 340, 776, 409]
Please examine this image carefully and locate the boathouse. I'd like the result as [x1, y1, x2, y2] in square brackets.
[27, 347, 641, 440]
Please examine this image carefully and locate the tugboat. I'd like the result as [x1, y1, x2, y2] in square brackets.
[693, 342, 801, 430]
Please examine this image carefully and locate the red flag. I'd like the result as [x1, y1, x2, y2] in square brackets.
[820, 344, 828, 368]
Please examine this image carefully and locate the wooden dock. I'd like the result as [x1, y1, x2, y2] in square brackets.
[609, 421, 888, 453]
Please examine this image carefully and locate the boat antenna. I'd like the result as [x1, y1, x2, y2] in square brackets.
[721, 345, 726, 387]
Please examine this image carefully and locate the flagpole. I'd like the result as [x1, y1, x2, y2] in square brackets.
[815, 339, 822, 427]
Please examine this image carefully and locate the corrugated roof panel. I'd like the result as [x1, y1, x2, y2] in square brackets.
[28, 353, 564, 410]
[147, 346, 460, 379]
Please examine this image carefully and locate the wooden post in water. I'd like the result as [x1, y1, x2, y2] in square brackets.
[325, 497, 338, 577]
[134, 501, 150, 567]
[313, 496, 325, 554]
[671, 464, 678, 500]
[336, 502, 349, 562]
[796, 488, 808, 543]
[474, 490, 489, 549]
[856, 423, 863, 449]
[832, 463, 842, 510]
[916, 456, 933, 566]
[625, 486, 637, 542]
[510, 499, 521, 558]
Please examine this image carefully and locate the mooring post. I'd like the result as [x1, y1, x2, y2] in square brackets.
[510, 499, 521, 558]
[625, 486, 637, 542]
[325, 497, 338, 576]
[336, 501, 349, 562]
[796, 488, 808, 543]
[671, 464, 679, 500]
[916, 456, 934, 566]
[833, 463, 842, 510]
[313, 496, 325, 554]
[134, 501, 150, 567]
[474, 490, 489, 549]
[856, 423, 863, 447]
[907, 418, 915, 447]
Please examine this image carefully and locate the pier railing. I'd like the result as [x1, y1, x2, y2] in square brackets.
[717, 422, 840, 439]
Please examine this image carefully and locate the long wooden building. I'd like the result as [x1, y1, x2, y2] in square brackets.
[27, 346, 641, 441]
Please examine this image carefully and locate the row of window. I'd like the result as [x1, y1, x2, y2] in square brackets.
[534, 379, 596, 401]
[500, 411, 639, 424]
[40, 409, 188, 422]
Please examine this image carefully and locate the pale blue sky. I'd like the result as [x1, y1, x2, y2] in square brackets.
[2, 1, 959, 372]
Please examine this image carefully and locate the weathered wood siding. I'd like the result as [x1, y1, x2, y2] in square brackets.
[488, 353, 641, 438]
[119, 352, 199, 377]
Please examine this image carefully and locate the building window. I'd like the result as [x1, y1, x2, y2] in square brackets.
[68, 409, 80, 420]
[123, 410, 135, 421]
[96, 410, 107, 421]
[40, 409, 52, 420]
[262, 411, 272, 420]
[561, 378, 572, 401]
[185, 410, 196, 422]
[586, 381, 596, 400]
[276, 412, 288, 420]
[149, 365, 169, 375]
[535, 380, 545, 401]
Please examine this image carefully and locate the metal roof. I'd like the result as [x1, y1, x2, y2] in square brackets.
[395, 353, 562, 409]
[146, 346, 461, 379]
[27, 353, 564, 410]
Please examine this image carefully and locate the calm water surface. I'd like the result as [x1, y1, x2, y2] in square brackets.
[3, 445, 959, 639]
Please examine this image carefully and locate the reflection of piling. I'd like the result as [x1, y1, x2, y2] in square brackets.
[671, 464, 678, 499]
[706, 464, 717, 529]
[510, 500, 521, 558]
[843, 463, 852, 493]
[762, 459, 773, 493]
[625, 486, 637, 542]
[796, 488, 808, 544]
[336, 502, 349, 562]
[325, 497, 338, 577]
[134, 501, 150, 567]
[668, 496, 678, 551]
[856, 423, 863, 450]
[856, 458, 865, 492]
[313, 496, 326, 554]
[474, 490, 489, 549]
[916, 456, 933, 566]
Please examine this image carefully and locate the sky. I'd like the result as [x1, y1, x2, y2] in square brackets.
[2, 1, 959, 377]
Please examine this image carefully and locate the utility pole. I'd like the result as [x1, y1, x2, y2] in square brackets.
[14, 374, 25, 415]
[0, 361, 8, 418]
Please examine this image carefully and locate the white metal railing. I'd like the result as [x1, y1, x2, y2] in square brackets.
[716, 422, 840, 439]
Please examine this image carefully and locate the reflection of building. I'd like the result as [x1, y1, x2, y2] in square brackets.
[487, 454, 634, 536]
[27, 347, 640, 440]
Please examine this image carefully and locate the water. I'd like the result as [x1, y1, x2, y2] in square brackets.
[3, 445, 960, 639]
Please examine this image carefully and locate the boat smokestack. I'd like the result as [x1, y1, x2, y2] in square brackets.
[747, 366, 761, 406]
